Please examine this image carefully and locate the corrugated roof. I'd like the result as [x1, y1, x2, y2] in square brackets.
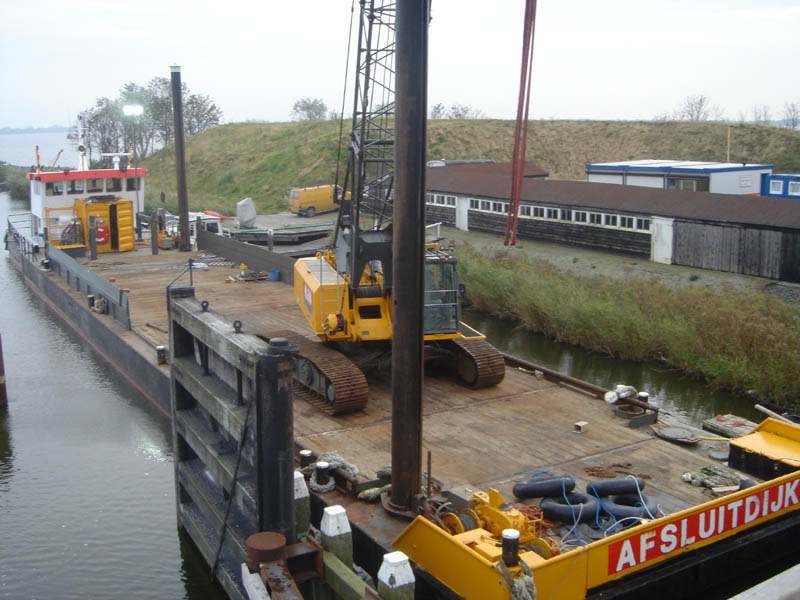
[426, 163, 800, 230]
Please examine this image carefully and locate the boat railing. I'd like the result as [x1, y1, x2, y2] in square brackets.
[44, 242, 131, 330]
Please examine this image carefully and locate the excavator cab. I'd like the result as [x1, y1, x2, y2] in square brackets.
[423, 249, 460, 335]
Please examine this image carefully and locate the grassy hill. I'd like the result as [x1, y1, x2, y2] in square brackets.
[141, 119, 800, 215]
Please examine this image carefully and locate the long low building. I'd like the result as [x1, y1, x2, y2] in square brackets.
[425, 162, 800, 283]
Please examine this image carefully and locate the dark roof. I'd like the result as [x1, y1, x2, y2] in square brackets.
[426, 163, 800, 230]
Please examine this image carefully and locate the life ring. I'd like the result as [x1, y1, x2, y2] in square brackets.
[540, 492, 598, 523]
[586, 477, 646, 498]
[599, 493, 658, 520]
[513, 476, 575, 500]
[96, 223, 109, 244]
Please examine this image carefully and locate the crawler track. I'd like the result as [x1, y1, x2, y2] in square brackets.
[260, 329, 368, 415]
[448, 337, 506, 389]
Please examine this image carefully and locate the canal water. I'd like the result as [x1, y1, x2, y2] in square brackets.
[0, 192, 227, 600]
[462, 309, 763, 428]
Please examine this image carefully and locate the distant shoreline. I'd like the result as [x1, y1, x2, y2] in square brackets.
[0, 126, 69, 134]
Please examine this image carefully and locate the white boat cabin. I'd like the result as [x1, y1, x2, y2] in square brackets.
[26, 167, 148, 237]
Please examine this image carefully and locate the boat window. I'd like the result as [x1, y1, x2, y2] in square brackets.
[789, 181, 800, 196]
[106, 178, 122, 192]
[126, 177, 140, 191]
[87, 179, 103, 193]
[45, 181, 63, 196]
[68, 180, 84, 194]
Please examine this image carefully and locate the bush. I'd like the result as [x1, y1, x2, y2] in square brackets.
[456, 244, 800, 404]
[0, 164, 29, 201]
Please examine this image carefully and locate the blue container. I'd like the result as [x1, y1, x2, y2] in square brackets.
[269, 270, 281, 282]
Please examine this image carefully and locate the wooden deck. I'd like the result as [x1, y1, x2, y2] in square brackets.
[72, 242, 733, 519]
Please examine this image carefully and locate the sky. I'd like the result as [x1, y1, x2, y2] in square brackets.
[1, 0, 799, 129]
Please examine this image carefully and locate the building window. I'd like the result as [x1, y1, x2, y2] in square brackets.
[560, 209, 572, 221]
[604, 214, 618, 226]
[789, 182, 800, 196]
[533, 206, 544, 218]
[480, 200, 491, 211]
[546, 208, 558, 219]
[769, 180, 783, 195]
[589, 213, 602, 225]
[620, 216, 634, 228]
[45, 181, 63, 196]
[636, 218, 651, 231]
[469, 198, 479, 209]
[446, 195, 456, 206]
[520, 205, 531, 217]
[426, 194, 435, 204]
[574, 211, 587, 223]
[106, 178, 122, 192]
[87, 179, 103, 193]
[490, 202, 502, 213]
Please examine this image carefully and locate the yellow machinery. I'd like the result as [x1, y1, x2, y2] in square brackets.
[46, 197, 134, 254]
[291, 242, 506, 413]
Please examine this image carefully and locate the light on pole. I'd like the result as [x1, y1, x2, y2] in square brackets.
[123, 104, 144, 214]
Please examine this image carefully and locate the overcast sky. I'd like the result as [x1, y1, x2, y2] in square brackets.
[1, 0, 799, 128]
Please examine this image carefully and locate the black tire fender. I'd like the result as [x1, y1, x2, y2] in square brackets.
[513, 476, 575, 500]
[586, 477, 646, 498]
[540, 492, 598, 523]
[600, 493, 658, 520]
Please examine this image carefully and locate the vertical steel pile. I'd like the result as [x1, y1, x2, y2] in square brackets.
[170, 65, 191, 252]
[390, 0, 428, 513]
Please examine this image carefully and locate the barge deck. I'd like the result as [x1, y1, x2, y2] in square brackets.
[7, 230, 800, 599]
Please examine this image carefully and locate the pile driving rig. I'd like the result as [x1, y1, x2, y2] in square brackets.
[286, 0, 504, 414]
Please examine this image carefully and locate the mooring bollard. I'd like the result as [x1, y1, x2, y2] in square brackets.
[0, 334, 7, 410]
[320, 505, 353, 567]
[377, 551, 415, 600]
[294, 469, 310, 542]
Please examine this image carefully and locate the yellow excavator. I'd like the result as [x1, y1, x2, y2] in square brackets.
[272, 1, 504, 415]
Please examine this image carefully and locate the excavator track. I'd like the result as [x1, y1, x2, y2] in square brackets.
[260, 330, 368, 415]
[448, 338, 506, 389]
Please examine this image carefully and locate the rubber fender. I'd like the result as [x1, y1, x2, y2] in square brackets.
[513, 476, 575, 500]
[600, 493, 658, 520]
[586, 477, 646, 498]
[540, 492, 598, 523]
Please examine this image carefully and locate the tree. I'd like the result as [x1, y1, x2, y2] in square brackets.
[291, 98, 328, 121]
[446, 103, 485, 119]
[430, 103, 446, 119]
[184, 93, 222, 135]
[752, 104, 771, 125]
[783, 101, 800, 130]
[673, 94, 722, 121]
[76, 77, 223, 162]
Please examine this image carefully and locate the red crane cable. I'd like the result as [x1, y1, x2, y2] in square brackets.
[505, 0, 537, 246]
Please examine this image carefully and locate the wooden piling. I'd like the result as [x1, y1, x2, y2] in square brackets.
[320, 505, 353, 567]
[0, 334, 6, 410]
[377, 551, 415, 600]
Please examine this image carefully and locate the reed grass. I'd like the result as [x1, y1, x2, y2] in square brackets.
[456, 245, 800, 405]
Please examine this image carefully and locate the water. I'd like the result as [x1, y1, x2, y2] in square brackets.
[0, 192, 227, 600]
[0, 131, 79, 169]
[463, 308, 764, 428]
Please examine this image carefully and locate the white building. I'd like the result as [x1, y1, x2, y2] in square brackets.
[586, 160, 772, 195]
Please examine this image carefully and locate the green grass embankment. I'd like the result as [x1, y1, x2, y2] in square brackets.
[141, 119, 800, 216]
[456, 245, 800, 406]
